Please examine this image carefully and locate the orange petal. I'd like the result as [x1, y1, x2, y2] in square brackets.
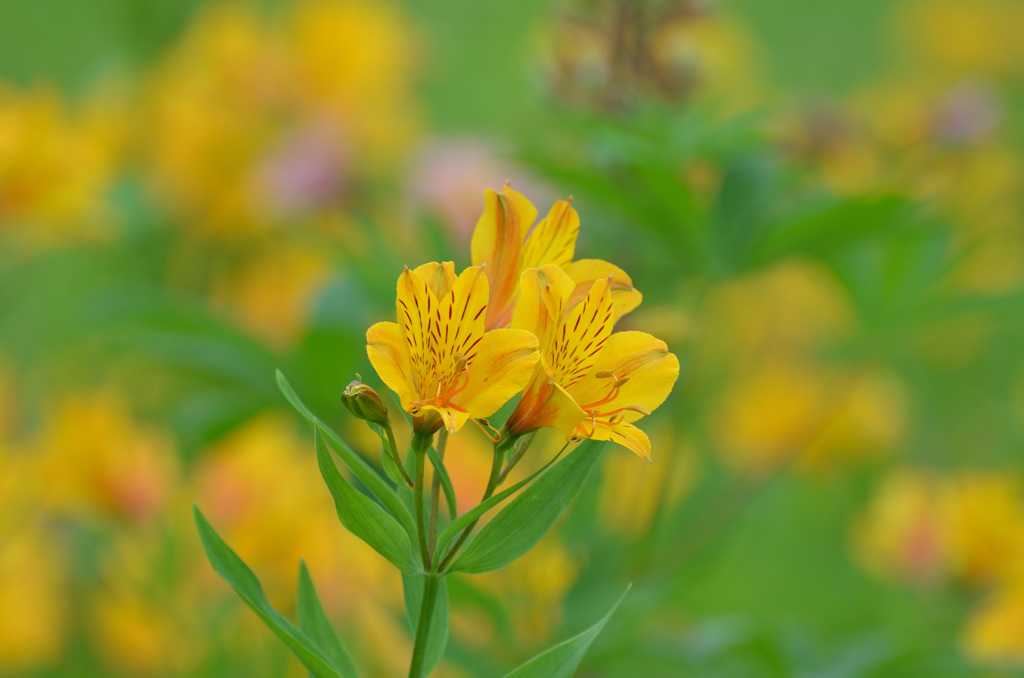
[470, 186, 538, 329]
[507, 364, 587, 436]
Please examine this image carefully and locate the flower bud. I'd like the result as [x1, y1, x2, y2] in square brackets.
[340, 380, 390, 427]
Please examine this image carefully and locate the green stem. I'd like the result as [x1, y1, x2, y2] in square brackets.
[436, 436, 514, 571]
[412, 434, 431, 569]
[386, 423, 415, 487]
[427, 429, 448, 566]
[408, 574, 440, 678]
[497, 430, 537, 485]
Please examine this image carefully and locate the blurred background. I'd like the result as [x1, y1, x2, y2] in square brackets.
[2, 0, 1023, 676]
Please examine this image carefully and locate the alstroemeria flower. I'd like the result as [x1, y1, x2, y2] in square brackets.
[367, 262, 540, 434]
[470, 185, 642, 330]
[505, 265, 679, 459]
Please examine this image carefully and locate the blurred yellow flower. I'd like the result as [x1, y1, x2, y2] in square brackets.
[366, 262, 540, 434]
[210, 243, 330, 347]
[192, 415, 401, 608]
[0, 529, 68, 673]
[963, 575, 1024, 667]
[144, 0, 418, 236]
[0, 84, 123, 240]
[34, 390, 180, 523]
[941, 471, 1024, 586]
[898, 0, 1024, 78]
[471, 541, 581, 649]
[853, 469, 946, 584]
[713, 360, 831, 474]
[599, 427, 694, 534]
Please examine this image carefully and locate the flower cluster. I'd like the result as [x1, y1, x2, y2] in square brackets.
[367, 185, 679, 459]
[855, 468, 1024, 665]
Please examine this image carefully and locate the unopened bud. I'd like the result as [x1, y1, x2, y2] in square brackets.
[340, 380, 390, 427]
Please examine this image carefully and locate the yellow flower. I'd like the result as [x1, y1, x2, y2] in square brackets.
[0, 529, 68, 673]
[941, 471, 1024, 586]
[33, 390, 179, 523]
[366, 262, 540, 434]
[0, 84, 123, 240]
[144, 0, 417, 235]
[963, 575, 1024, 667]
[853, 469, 946, 584]
[506, 265, 678, 459]
[470, 185, 641, 330]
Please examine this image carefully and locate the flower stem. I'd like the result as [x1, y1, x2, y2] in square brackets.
[408, 573, 440, 678]
[427, 429, 448, 565]
[497, 430, 536, 484]
[412, 433, 431, 569]
[386, 423, 415, 487]
[436, 435, 517, 571]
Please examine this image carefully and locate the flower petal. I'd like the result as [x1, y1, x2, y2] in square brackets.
[589, 420, 653, 460]
[512, 264, 576, 348]
[506, 364, 587, 436]
[471, 186, 538, 329]
[520, 199, 578, 270]
[396, 266, 437, 394]
[366, 321, 415, 408]
[548, 277, 614, 388]
[569, 330, 679, 420]
[413, 261, 457, 299]
[451, 328, 539, 419]
[438, 265, 488, 371]
[564, 259, 643, 322]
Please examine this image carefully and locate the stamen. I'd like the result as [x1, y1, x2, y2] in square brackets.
[472, 418, 502, 443]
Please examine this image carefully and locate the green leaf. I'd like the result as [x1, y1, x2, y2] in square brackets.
[435, 444, 568, 568]
[451, 441, 602, 574]
[297, 560, 359, 678]
[425, 444, 457, 522]
[276, 369, 416, 539]
[192, 505, 348, 678]
[314, 422, 418, 574]
[503, 584, 631, 678]
[402, 574, 450, 674]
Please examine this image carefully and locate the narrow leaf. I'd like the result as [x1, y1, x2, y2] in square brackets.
[451, 441, 602, 574]
[435, 445, 568, 566]
[425, 444, 458, 522]
[315, 422, 418, 574]
[503, 584, 631, 678]
[402, 574, 450, 674]
[276, 369, 416, 539]
[297, 560, 359, 678]
[193, 505, 347, 678]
